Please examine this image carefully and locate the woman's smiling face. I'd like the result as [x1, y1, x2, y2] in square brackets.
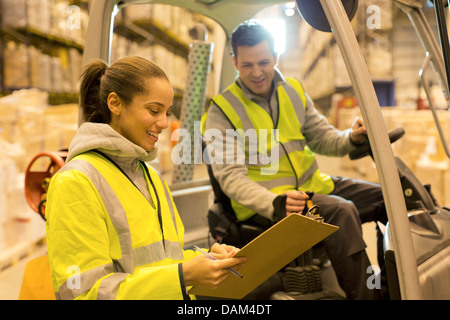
[109, 77, 174, 151]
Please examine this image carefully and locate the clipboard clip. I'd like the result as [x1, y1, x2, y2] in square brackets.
[304, 205, 324, 222]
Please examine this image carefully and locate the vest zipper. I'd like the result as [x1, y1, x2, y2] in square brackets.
[275, 87, 299, 189]
[279, 142, 299, 189]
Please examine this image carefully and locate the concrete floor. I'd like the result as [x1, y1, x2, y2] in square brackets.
[0, 242, 47, 300]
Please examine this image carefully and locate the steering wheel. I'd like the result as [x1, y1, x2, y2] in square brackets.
[349, 127, 405, 160]
[24, 150, 67, 220]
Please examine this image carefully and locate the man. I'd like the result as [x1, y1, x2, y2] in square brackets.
[202, 21, 387, 299]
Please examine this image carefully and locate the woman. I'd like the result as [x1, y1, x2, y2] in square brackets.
[45, 56, 244, 300]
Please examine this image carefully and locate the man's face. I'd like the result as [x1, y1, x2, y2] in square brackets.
[232, 40, 278, 98]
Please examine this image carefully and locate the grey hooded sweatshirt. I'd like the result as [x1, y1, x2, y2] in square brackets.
[67, 122, 158, 206]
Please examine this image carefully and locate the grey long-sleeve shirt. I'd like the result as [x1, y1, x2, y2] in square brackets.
[204, 69, 355, 220]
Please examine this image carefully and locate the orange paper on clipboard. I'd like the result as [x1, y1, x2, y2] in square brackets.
[189, 213, 338, 299]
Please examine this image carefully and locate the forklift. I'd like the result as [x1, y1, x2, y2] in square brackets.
[24, 0, 450, 300]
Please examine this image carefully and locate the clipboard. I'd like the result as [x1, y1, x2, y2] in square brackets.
[189, 213, 338, 299]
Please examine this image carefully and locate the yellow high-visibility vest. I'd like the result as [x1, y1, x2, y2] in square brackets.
[204, 78, 334, 221]
[46, 150, 198, 299]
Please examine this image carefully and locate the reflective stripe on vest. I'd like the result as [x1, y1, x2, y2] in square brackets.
[55, 152, 184, 299]
[212, 78, 334, 220]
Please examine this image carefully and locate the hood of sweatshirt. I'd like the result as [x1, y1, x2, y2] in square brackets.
[67, 122, 158, 164]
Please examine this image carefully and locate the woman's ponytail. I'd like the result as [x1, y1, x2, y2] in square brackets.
[79, 60, 110, 123]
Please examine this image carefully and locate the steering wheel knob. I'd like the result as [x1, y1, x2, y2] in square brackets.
[349, 127, 405, 160]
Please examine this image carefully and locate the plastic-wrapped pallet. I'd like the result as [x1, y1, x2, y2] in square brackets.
[152, 4, 172, 31]
[67, 48, 82, 93]
[124, 2, 152, 21]
[29, 46, 44, 89]
[110, 35, 130, 64]
[382, 108, 449, 169]
[0, 160, 9, 250]
[152, 44, 167, 72]
[0, 89, 47, 171]
[332, 44, 352, 88]
[77, 9, 89, 46]
[3, 42, 30, 89]
[27, 0, 51, 34]
[0, 156, 19, 251]
[444, 169, 450, 205]
[50, 1, 68, 38]
[39, 54, 52, 92]
[42, 103, 78, 152]
[51, 57, 64, 93]
[1, 0, 27, 29]
[367, 39, 392, 79]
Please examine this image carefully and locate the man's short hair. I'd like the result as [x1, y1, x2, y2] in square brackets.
[231, 20, 276, 58]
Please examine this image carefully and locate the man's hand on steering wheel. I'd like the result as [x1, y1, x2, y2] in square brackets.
[350, 116, 368, 145]
[348, 124, 406, 160]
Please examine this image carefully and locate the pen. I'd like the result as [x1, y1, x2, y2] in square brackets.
[193, 245, 243, 279]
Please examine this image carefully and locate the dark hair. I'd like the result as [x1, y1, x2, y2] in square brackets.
[79, 56, 169, 123]
[231, 20, 275, 58]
